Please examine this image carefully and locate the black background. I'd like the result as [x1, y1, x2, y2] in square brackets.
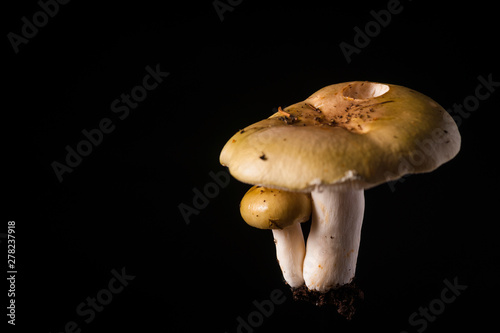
[5, 0, 499, 332]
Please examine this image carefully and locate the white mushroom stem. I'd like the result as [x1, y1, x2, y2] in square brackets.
[272, 223, 306, 288]
[303, 187, 365, 292]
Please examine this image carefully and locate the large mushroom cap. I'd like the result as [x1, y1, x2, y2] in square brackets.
[220, 81, 461, 191]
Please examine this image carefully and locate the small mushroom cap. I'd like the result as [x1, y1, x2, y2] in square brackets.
[220, 81, 461, 191]
[240, 185, 311, 229]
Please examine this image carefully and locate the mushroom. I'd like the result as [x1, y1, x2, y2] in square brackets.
[240, 185, 311, 288]
[220, 81, 460, 313]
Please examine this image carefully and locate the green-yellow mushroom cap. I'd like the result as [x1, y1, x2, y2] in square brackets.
[240, 185, 311, 230]
[220, 81, 461, 192]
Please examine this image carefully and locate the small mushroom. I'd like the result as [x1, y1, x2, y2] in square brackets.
[221, 81, 461, 311]
[240, 186, 311, 287]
